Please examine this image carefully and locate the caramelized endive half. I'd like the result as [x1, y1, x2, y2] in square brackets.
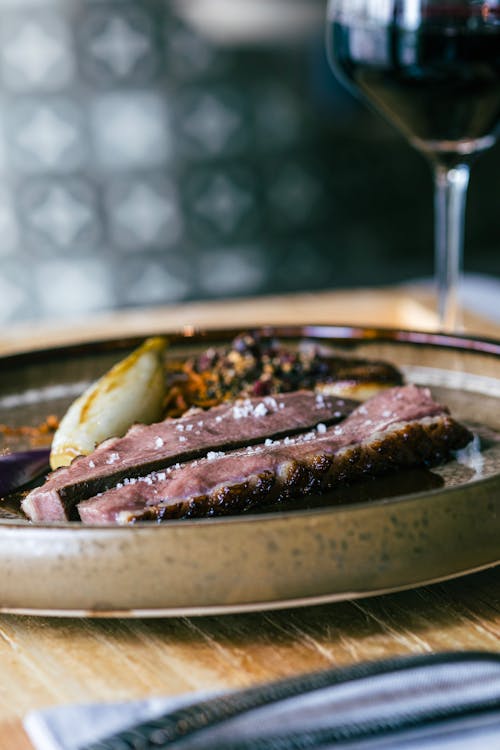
[50, 337, 168, 469]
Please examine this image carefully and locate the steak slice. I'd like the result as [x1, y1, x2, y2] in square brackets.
[77, 385, 473, 525]
[22, 390, 357, 522]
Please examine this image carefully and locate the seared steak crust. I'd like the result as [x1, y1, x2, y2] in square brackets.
[119, 416, 469, 523]
[22, 390, 356, 522]
[77, 386, 473, 525]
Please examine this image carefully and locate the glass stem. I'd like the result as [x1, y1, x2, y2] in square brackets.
[433, 162, 470, 332]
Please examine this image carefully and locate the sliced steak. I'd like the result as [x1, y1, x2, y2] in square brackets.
[77, 385, 473, 525]
[22, 390, 357, 522]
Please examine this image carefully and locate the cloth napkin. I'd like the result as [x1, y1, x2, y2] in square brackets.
[24, 651, 500, 750]
[407, 272, 500, 324]
[458, 273, 500, 323]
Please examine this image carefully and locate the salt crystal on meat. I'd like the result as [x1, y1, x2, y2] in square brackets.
[207, 451, 225, 461]
[23, 390, 357, 523]
[253, 402, 268, 417]
[264, 397, 278, 411]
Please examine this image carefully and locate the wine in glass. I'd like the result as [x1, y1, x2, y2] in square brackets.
[326, 0, 500, 330]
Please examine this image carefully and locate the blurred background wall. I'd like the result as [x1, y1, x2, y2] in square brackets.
[0, 0, 498, 324]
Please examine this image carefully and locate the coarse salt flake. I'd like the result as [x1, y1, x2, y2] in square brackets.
[245, 445, 261, 455]
[207, 451, 225, 461]
[154, 437, 164, 449]
[253, 402, 268, 417]
[264, 396, 278, 411]
[316, 423, 327, 433]
[232, 400, 253, 419]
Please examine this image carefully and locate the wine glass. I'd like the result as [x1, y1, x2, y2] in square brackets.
[326, 0, 500, 331]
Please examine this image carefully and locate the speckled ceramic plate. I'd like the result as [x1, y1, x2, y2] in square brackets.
[0, 325, 499, 617]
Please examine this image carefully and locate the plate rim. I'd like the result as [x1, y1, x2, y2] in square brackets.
[1, 558, 499, 619]
[1, 323, 500, 368]
[1, 322, 499, 532]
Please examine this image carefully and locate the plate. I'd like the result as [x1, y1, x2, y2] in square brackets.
[0, 325, 499, 617]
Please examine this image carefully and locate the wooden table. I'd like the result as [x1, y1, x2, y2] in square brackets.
[1, 287, 499, 749]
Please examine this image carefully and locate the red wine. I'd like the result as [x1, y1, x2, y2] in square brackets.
[327, 18, 500, 159]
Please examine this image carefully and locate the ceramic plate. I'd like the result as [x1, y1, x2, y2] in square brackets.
[0, 325, 499, 617]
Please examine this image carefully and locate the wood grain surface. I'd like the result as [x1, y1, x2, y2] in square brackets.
[0, 287, 499, 749]
[1, 287, 436, 355]
[2, 285, 498, 356]
[2, 567, 500, 749]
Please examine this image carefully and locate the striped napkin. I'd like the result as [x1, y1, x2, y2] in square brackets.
[24, 652, 500, 750]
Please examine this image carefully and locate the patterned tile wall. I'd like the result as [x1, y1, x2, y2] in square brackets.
[0, 0, 327, 321]
[0, 0, 497, 323]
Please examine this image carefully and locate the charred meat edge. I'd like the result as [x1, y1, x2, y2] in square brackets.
[77, 386, 473, 524]
[116, 417, 470, 524]
[22, 390, 358, 522]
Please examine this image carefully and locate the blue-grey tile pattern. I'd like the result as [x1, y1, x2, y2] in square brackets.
[0, 0, 497, 323]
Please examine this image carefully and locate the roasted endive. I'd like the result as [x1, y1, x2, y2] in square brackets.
[50, 337, 168, 469]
